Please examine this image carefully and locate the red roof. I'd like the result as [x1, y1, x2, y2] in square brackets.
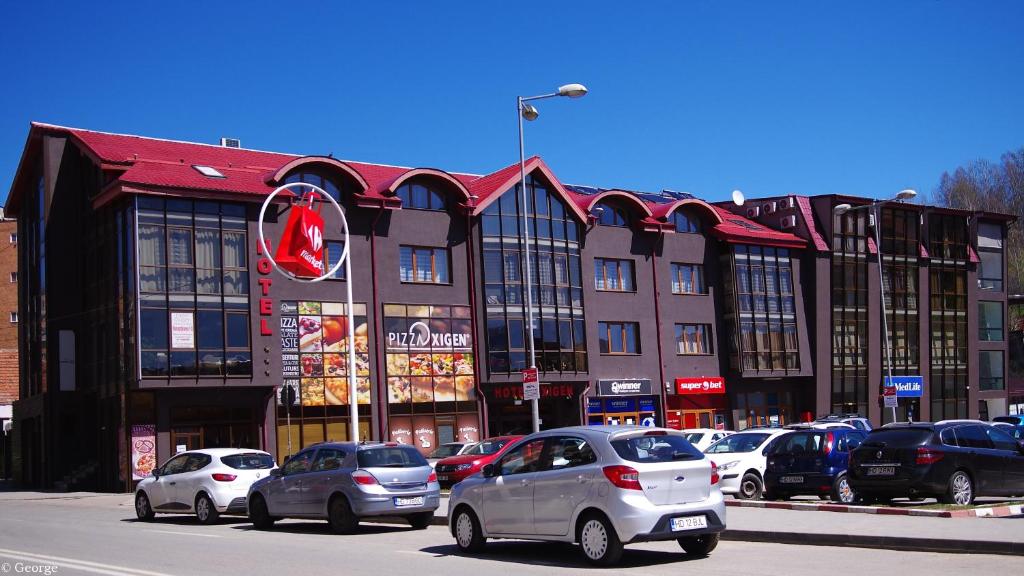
[796, 196, 830, 252]
[708, 206, 807, 248]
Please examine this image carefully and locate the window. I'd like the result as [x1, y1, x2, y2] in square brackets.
[395, 183, 447, 211]
[727, 245, 799, 373]
[670, 263, 704, 294]
[595, 202, 628, 227]
[282, 450, 315, 475]
[598, 322, 640, 354]
[323, 241, 347, 280]
[594, 258, 635, 291]
[9, 232, 16, 244]
[549, 437, 597, 469]
[498, 439, 548, 475]
[9, 311, 17, 323]
[675, 324, 712, 355]
[930, 260, 968, 419]
[283, 172, 342, 203]
[400, 246, 450, 284]
[979, 351, 1004, 391]
[978, 250, 1003, 291]
[671, 210, 701, 233]
[8, 271, 15, 283]
[928, 214, 968, 261]
[979, 302, 1003, 341]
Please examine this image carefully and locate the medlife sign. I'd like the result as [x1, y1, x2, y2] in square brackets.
[885, 375, 924, 398]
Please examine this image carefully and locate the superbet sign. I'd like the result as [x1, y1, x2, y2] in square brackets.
[675, 377, 726, 395]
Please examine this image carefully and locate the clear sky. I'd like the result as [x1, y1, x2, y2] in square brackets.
[2, 1, 1022, 205]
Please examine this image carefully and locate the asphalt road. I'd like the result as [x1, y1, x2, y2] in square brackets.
[0, 496, 1021, 576]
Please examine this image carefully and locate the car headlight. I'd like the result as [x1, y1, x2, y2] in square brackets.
[717, 460, 740, 471]
[455, 463, 473, 471]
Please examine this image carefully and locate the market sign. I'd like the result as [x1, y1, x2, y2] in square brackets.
[675, 376, 726, 395]
[597, 378, 653, 397]
[885, 375, 924, 398]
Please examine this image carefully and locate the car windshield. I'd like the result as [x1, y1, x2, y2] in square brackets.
[463, 439, 510, 456]
[769, 433, 825, 455]
[357, 447, 428, 468]
[862, 428, 934, 447]
[705, 433, 772, 453]
[684, 433, 705, 444]
[220, 453, 275, 470]
[611, 434, 703, 463]
[428, 444, 463, 459]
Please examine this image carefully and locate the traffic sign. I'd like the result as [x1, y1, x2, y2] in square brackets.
[522, 367, 538, 385]
[523, 381, 540, 401]
[883, 383, 898, 408]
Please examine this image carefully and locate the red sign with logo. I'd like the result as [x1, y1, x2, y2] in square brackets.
[522, 368, 538, 385]
[675, 377, 726, 395]
[275, 193, 325, 277]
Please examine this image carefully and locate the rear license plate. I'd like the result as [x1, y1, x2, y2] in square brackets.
[866, 466, 896, 476]
[394, 496, 424, 507]
[779, 475, 804, 484]
[670, 515, 708, 531]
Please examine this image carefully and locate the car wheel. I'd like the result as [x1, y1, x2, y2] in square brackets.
[135, 492, 155, 521]
[737, 473, 763, 500]
[452, 507, 486, 552]
[407, 511, 433, 530]
[577, 513, 623, 566]
[248, 494, 275, 530]
[195, 493, 220, 525]
[832, 474, 856, 504]
[941, 470, 974, 506]
[328, 496, 359, 534]
[677, 533, 720, 557]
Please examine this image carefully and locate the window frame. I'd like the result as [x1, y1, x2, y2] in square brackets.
[674, 323, 713, 355]
[399, 245, 451, 285]
[597, 321, 641, 355]
[594, 257, 636, 292]
[670, 262, 705, 295]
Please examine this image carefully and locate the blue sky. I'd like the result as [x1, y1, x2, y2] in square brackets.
[2, 1, 1022, 205]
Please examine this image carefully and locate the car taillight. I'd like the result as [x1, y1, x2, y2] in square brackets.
[427, 471, 437, 483]
[602, 465, 642, 490]
[824, 432, 835, 455]
[352, 470, 379, 485]
[211, 473, 237, 482]
[710, 460, 719, 485]
[916, 447, 944, 465]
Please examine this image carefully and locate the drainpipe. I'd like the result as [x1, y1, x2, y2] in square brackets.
[370, 206, 386, 440]
[465, 205, 488, 436]
[652, 230, 669, 426]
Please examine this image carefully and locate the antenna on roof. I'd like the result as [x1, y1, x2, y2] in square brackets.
[220, 137, 241, 149]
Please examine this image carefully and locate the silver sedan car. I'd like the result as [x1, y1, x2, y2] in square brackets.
[247, 442, 440, 533]
[447, 426, 726, 565]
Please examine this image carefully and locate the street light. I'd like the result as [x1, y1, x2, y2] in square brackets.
[833, 189, 917, 424]
[517, 83, 588, 433]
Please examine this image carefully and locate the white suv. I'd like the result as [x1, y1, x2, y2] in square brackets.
[704, 429, 791, 500]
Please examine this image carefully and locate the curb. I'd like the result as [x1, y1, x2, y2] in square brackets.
[725, 499, 1024, 518]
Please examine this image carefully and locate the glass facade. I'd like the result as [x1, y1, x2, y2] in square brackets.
[137, 198, 251, 377]
[481, 177, 587, 374]
[929, 213, 970, 419]
[881, 208, 921, 419]
[723, 245, 798, 372]
[831, 209, 869, 415]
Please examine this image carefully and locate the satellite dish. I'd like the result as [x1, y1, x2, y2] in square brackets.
[731, 189, 745, 206]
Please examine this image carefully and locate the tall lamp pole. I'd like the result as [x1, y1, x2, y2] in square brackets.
[518, 83, 588, 433]
[834, 189, 917, 425]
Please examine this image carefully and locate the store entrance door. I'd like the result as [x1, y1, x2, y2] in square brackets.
[682, 409, 715, 429]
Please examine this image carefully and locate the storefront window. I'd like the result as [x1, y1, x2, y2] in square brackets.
[383, 304, 479, 455]
[137, 198, 251, 377]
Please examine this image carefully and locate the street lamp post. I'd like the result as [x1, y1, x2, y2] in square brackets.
[517, 83, 588, 433]
[834, 189, 916, 425]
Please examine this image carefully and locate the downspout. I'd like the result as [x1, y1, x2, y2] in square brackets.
[465, 205, 488, 436]
[370, 206, 386, 440]
[652, 230, 669, 426]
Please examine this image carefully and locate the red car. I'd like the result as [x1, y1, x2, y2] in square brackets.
[434, 436, 523, 488]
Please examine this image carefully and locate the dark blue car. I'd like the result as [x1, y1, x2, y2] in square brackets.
[763, 428, 867, 503]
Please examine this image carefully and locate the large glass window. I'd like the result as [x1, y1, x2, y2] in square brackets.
[928, 213, 968, 261]
[671, 209, 701, 233]
[395, 182, 447, 211]
[670, 263, 704, 294]
[595, 202, 629, 227]
[400, 246, 450, 284]
[979, 302, 1004, 341]
[594, 258, 635, 292]
[675, 324, 712, 355]
[137, 198, 251, 377]
[830, 209, 869, 415]
[481, 177, 585, 374]
[930, 262, 968, 420]
[598, 321, 640, 354]
[978, 250, 1003, 291]
[727, 245, 798, 372]
[979, 351, 1004, 391]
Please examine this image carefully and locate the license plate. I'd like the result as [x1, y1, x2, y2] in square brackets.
[394, 496, 424, 507]
[779, 475, 803, 484]
[866, 466, 896, 476]
[670, 515, 708, 531]
[437, 475, 449, 482]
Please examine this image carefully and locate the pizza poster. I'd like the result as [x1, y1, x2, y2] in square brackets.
[131, 424, 157, 480]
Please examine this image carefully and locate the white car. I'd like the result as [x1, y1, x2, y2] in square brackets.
[704, 429, 791, 500]
[135, 449, 276, 524]
[682, 429, 734, 452]
[427, 442, 477, 469]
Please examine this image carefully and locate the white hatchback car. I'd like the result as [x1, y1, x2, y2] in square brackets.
[135, 449, 276, 524]
[703, 429, 791, 500]
[682, 429, 734, 452]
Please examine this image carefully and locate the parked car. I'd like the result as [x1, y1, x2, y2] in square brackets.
[849, 421, 1024, 505]
[994, 415, 1024, 426]
[682, 429, 734, 452]
[764, 428, 867, 503]
[427, 442, 476, 469]
[246, 442, 440, 533]
[434, 436, 522, 488]
[703, 429, 791, 500]
[786, 422, 856, 430]
[447, 426, 725, 566]
[814, 414, 873, 431]
[135, 449, 275, 524]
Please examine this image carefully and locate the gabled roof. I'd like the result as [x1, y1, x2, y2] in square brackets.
[465, 156, 590, 222]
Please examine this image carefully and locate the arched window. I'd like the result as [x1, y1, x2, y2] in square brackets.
[671, 210, 701, 233]
[283, 172, 341, 202]
[395, 182, 447, 211]
[595, 202, 628, 227]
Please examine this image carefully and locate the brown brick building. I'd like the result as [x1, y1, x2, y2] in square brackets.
[0, 214, 17, 479]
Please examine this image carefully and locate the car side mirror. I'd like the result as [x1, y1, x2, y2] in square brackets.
[151, 470, 159, 479]
[482, 464, 496, 478]
[270, 468, 283, 477]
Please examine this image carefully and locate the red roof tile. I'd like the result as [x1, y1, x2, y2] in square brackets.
[708, 206, 806, 248]
[796, 196, 830, 252]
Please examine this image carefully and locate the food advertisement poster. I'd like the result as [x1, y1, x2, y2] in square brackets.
[131, 424, 157, 480]
[280, 301, 371, 407]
